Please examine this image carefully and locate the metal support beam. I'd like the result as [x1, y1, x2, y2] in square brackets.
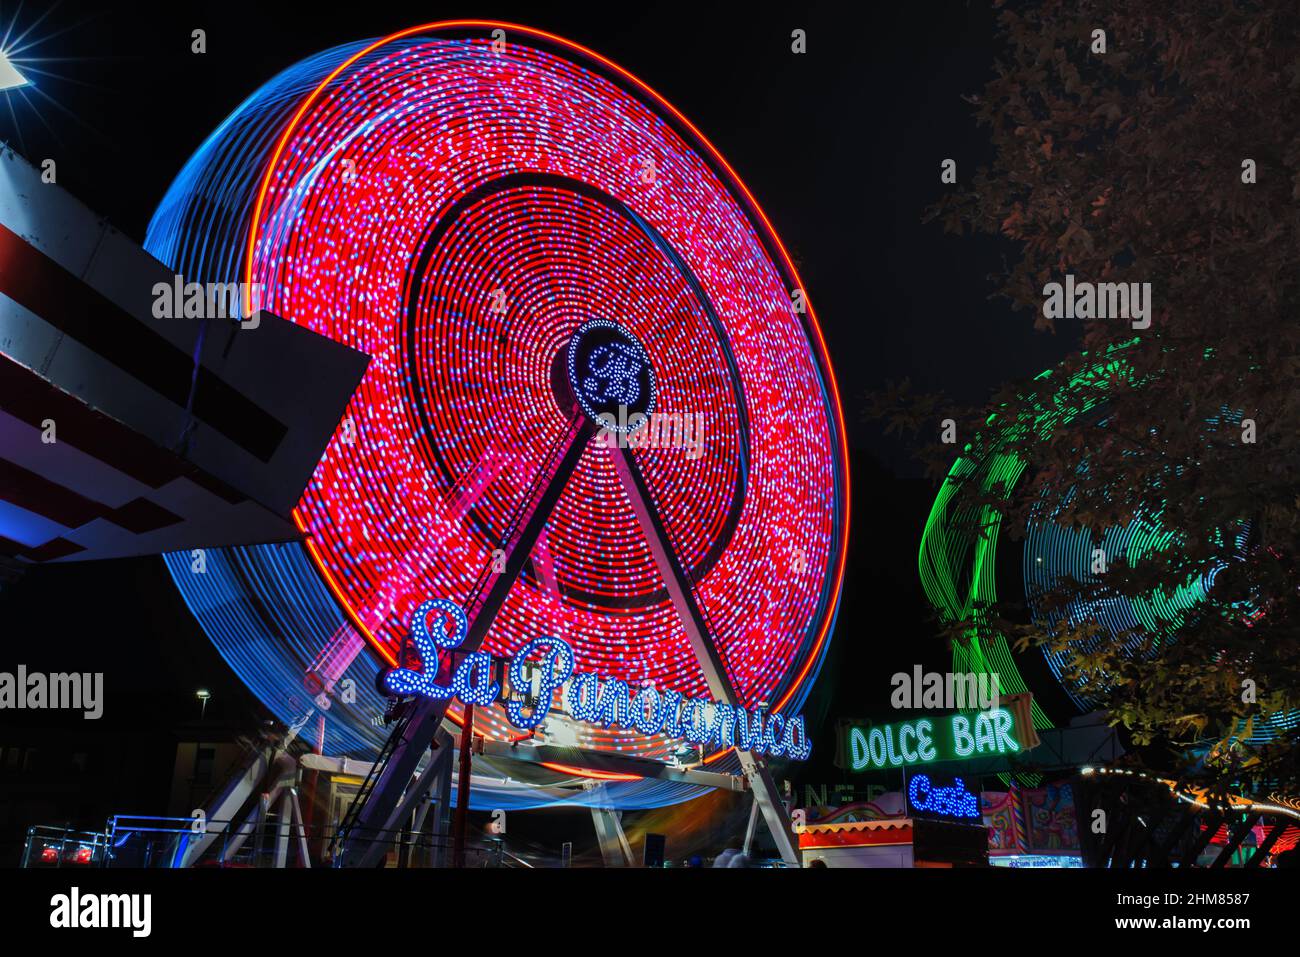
[586, 783, 635, 867]
[287, 789, 312, 868]
[180, 745, 273, 867]
[273, 791, 292, 869]
[611, 443, 800, 865]
[452, 702, 475, 867]
[222, 784, 287, 865]
[1246, 822, 1289, 867]
[369, 728, 455, 869]
[742, 795, 761, 857]
[432, 746, 452, 867]
[1180, 810, 1223, 868]
[336, 413, 594, 867]
[403, 732, 454, 867]
[1211, 814, 1259, 868]
[408, 795, 432, 868]
[250, 794, 270, 865]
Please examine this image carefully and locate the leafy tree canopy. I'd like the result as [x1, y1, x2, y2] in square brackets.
[872, 0, 1300, 787]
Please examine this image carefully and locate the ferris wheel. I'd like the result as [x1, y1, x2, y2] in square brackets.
[149, 21, 849, 864]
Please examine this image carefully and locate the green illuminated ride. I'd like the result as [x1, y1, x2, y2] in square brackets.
[918, 346, 1294, 762]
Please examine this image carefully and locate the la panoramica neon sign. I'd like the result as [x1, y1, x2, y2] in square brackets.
[382, 599, 812, 760]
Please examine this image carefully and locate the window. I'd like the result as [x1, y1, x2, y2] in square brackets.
[193, 746, 216, 785]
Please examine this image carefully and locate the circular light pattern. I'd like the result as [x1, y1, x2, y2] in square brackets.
[147, 22, 849, 785]
[1025, 509, 1232, 702]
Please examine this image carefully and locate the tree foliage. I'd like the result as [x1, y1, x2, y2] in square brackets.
[873, 0, 1300, 784]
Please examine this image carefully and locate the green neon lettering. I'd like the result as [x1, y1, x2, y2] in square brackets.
[991, 708, 1020, 753]
[951, 715, 975, 757]
[899, 722, 918, 763]
[849, 727, 869, 770]
[916, 719, 936, 762]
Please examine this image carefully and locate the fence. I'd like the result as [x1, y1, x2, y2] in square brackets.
[21, 816, 511, 869]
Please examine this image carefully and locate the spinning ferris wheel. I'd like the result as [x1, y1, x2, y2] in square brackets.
[149, 21, 849, 865]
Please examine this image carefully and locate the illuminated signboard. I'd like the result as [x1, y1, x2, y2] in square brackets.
[845, 709, 1021, 772]
[907, 774, 980, 820]
[383, 599, 812, 761]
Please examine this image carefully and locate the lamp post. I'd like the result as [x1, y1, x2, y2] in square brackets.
[196, 689, 211, 720]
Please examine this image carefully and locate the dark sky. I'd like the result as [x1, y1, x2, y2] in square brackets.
[0, 0, 1082, 811]
[8, 0, 1072, 436]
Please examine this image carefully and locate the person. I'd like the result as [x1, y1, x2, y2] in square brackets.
[686, 854, 703, 868]
[807, 858, 828, 868]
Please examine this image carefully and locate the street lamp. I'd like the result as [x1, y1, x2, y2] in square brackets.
[196, 689, 211, 720]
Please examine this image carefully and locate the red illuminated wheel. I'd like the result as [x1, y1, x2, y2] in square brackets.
[239, 22, 848, 763]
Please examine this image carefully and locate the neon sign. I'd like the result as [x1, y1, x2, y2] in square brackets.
[908, 774, 980, 820]
[566, 319, 657, 433]
[383, 600, 812, 761]
[846, 710, 1021, 772]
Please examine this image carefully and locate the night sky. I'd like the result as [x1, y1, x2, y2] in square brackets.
[0, 0, 1084, 838]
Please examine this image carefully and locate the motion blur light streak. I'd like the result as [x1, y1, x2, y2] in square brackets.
[0, 51, 28, 90]
[150, 22, 848, 805]
[0, 4, 113, 152]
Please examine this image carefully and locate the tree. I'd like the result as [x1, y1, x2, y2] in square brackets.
[873, 0, 1300, 786]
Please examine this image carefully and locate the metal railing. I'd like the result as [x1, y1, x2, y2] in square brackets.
[20, 825, 110, 868]
[22, 816, 509, 869]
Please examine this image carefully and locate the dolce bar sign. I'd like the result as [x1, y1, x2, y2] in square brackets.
[382, 599, 812, 760]
[842, 706, 1030, 772]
